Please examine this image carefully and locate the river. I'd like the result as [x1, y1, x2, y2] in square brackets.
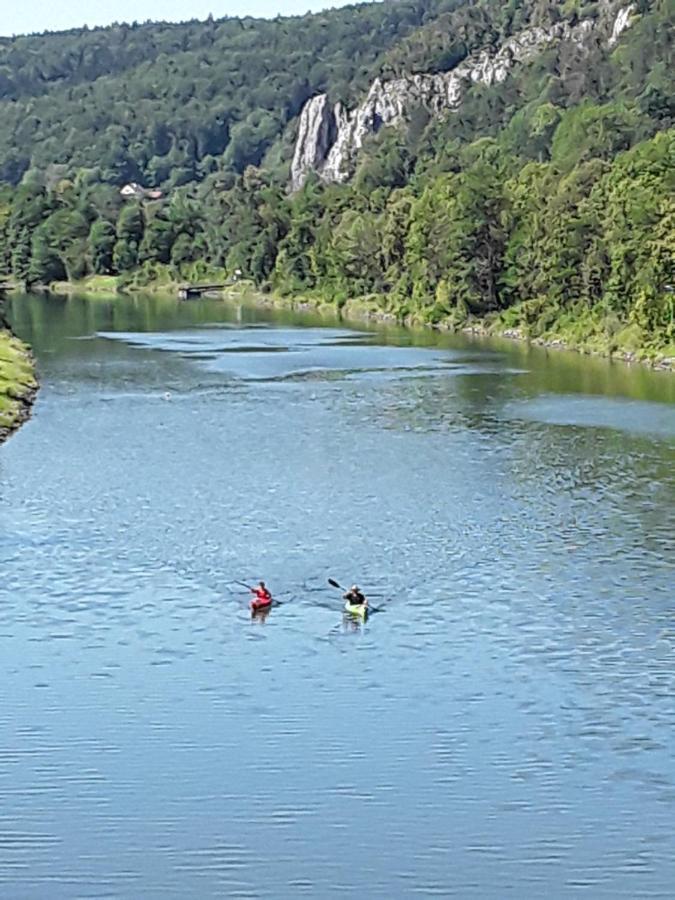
[1, 292, 674, 898]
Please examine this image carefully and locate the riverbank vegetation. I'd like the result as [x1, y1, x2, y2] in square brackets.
[0, 0, 672, 361]
[0, 326, 37, 442]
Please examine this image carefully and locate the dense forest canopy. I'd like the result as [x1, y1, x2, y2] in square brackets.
[0, 0, 468, 186]
[0, 0, 673, 355]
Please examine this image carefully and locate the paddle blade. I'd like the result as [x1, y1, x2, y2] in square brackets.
[328, 578, 343, 591]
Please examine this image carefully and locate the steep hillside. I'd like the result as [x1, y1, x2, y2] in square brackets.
[0, 0, 460, 186]
[291, 1, 638, 187]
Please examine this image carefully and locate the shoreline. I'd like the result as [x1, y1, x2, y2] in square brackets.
[22, 278, 675, 373]
[459, 323, 675, 372]
[0, 329, 39, 445]
[239, 290, 675, 373]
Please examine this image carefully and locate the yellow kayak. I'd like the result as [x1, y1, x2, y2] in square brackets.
[344, 601, 368, 618]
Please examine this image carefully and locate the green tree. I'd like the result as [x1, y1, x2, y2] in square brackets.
[139, 209, 175, 264]
[113, 203, 144, 272]
[28, 225, 66, 284]
[88, 219, 116, 274]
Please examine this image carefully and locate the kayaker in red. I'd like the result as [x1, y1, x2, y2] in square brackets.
[251, 581, 272, 608]
[343, 585, 367, 606]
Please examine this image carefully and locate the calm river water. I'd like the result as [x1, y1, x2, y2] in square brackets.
[1, 292, 674, 898]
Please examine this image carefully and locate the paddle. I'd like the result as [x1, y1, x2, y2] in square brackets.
[235, 580, 254, 591]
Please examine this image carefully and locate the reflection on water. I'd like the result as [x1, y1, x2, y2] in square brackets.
[504, 394, 675, 440]
[1, 292, 674, 898]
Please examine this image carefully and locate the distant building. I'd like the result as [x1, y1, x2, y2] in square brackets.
[120, 183, 164, 200]
[120, 182, 145, 199]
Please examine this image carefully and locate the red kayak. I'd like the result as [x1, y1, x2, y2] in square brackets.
[250, 596, 273, 611]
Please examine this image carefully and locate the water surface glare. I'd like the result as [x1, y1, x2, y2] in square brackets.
[1, 293, 674, 898]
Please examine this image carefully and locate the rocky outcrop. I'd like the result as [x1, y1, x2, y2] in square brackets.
[290, 94, 339, 193]
[290, 4, 637, 190]
[608, 3, 635, 46]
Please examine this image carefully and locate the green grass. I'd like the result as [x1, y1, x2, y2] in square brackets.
[50, 263, 233, 296]
[50, 274, 121, 295]
[0, 330, 37, 438]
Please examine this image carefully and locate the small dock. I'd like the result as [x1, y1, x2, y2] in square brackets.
[177, 283, 227, 300]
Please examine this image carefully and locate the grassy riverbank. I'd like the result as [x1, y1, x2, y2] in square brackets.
[466, 303, 675, 370]
[50, 262, 230, 297]
[51, 273, 180, 295]
[0, 329, 38, 443]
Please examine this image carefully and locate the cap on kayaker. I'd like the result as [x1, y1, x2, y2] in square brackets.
[351, 585, 359, 591]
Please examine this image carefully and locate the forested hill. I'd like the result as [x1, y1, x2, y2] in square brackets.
[0, 0, 673, 359]
[0, 0, 453, 185]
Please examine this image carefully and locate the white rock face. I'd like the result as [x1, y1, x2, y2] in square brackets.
[609, 4, 635, 46]
[290, 94, 338, 192]
[290, 5, 637, 189]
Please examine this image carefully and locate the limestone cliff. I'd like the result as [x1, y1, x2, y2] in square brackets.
[290, 3, 636, 190]
[608, 2, 635, 45]
[289, 94, 339, 192]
